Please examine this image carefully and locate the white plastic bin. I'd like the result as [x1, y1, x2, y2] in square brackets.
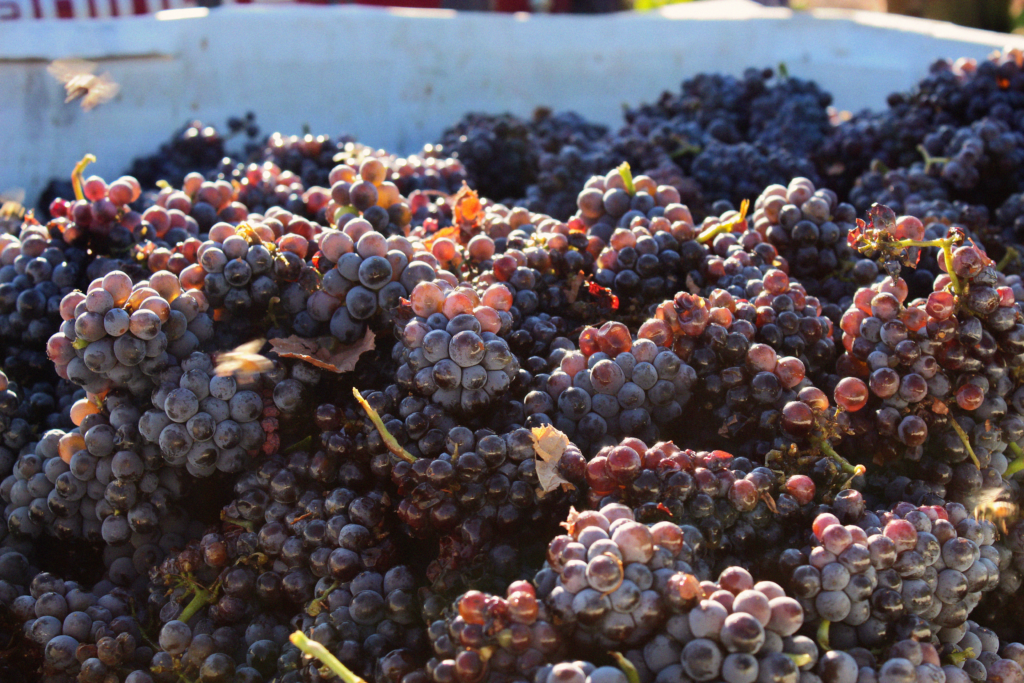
[3, 0, 1024, 204]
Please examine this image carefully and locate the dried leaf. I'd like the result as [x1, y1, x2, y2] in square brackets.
[453, 184, 481, 228]
[560, 506, 581, 535]
[532, 424, 574, 496]
[269, 329, 375, 373]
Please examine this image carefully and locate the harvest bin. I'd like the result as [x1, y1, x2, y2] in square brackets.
[3, 0, 1024, 206]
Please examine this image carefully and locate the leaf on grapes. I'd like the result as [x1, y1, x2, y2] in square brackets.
[269, 329, 375, 374]
[867, 204, 896, 234]
[424, 225, 462, 250]
[847, 219, 865, 249]
[453, 183, 482, 228]
[587, 281, 619, 310]
[532, 425, 575, 495]
[561, 506, 581, 535]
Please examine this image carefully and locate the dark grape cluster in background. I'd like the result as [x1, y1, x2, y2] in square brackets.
[8, 47, 1024, 683]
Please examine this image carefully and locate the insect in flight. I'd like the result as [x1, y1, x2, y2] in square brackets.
[47, 59, 121, 111]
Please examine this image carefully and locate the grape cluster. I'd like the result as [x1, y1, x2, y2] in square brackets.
[579, 439, 816, 575]
[749, 178, 856, 283]
[786, 502, 1000, 650]
[48, 270, 212, 396]
[393, 283, 519, 417]
[139, 351, 266, 478]
[532, 322, 695, 451]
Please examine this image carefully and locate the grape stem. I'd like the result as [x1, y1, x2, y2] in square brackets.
[810, 436, 860, 476]
[290, 631, 366, 683]
[1005, 442, 1024, 477]
[816, 620, 831, 651]
[916, 144, 949, 174]
[697, 198, 750, 244]
[892, 235, 962, 296]
[352, 388, 416, 463]
[306, 581, 339, 617]
[947, 417, 981, 469]
[609, 651, 640, 683]
[221, 515, 254, 532]
[617, 162, 635, 196]
[71, 154, 97, 202]
[945, 647, 975, 665]
[178, 581, 218, 624]
[997, 247, 1020, 273]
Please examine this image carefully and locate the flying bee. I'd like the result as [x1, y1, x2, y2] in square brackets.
[0, 188, 25, 221]
[47, 59, 120, 111]
[214, 339, 272, 383]
[968, 485, 1021, 536]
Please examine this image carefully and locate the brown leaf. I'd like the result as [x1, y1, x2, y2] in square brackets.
[269, 329, 375, 373]
[453, 183, 481, 228]
[532, 424, 575, 496]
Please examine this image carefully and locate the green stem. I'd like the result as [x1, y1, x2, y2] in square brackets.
[609, 651, 640, 683]
[812, 436, 859, 476]
[697, 198, 750, 244]
[945, 647, 975, 666]
[306, 581, 339, 617]
[221, 515, 254, 532]
[948, 418, 981, 469]
[917, 144, 950, 174]
[893, 235, 962, 295]
[290, 631, 366, 683]
[617, 162, 635, 196]
[178, 583, 217, 624]
[816, 620, 831, 652]
[1005, 442, 1024, 477]
[71, 154, 97, 202]
[998, 247, 1020, 273]
[353, 388, 416, 463]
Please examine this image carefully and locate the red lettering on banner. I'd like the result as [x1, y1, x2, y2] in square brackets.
[0, 0, 21, 19]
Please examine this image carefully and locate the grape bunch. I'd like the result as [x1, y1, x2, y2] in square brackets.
[531, 322, 695, 451]
[785, 503, 1000, 650]
[48, 270, 212, 397]
[138, 351, 266, 477]
[393, 282, 519, 417]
